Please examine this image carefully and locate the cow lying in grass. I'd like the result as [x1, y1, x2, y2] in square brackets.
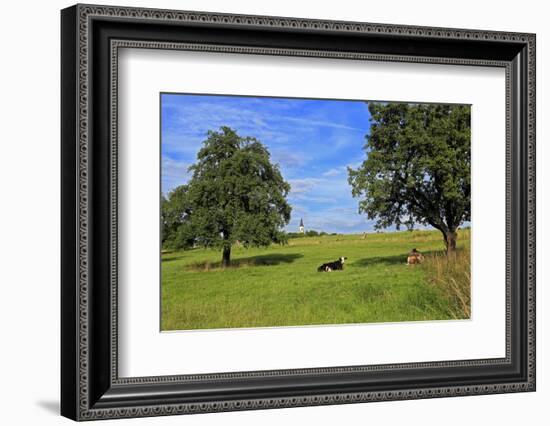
[318, 257, 347, 272]
[406, 248, 425, 265]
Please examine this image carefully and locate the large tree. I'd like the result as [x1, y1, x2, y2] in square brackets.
[348, 102, 470, 255]
[174, 126, 291, 266]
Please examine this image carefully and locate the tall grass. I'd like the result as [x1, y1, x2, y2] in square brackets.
[422, 247, 471, 319]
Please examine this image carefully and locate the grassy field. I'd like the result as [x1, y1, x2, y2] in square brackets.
[161, 229, 470, 331]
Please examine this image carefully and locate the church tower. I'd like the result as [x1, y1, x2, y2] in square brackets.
[299, 218, 304, 234]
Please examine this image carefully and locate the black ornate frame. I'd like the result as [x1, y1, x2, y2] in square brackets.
[61, 3, 536, 421]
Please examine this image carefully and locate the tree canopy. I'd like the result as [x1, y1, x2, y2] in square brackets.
[348, 102, 471, 254]
[162, 126, 292, 266]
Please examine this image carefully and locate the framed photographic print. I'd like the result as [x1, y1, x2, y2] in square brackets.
[61, 4, 536, 421]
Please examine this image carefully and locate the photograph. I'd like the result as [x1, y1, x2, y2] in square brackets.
[160, 94, 472, 331]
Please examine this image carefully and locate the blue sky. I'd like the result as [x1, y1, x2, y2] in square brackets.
[161, 93, 378, 234]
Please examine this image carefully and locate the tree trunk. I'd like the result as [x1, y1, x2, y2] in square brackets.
[222, 245, 231, 267]
[444, 230, 457, 257]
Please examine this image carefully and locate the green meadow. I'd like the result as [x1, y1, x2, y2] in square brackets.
[161, 229, 470, 331]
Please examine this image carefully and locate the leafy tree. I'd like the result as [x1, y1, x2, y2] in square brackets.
[161, 194, 169, 244]
[348, 102, 470, 255]
[186, 127, 291, 266]
[161, 185, 195, 250]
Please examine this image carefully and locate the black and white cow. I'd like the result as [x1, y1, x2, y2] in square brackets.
[317, 257, 347, 272]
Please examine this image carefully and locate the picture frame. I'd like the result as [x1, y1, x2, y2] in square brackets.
[61, 3, 536, 421]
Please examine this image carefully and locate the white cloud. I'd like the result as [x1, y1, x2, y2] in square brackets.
[161, 157, 190, 194]
[283, 116, 363, 132]
[270, 148, 308, 169]
[322, 166, 346, 177]
[287, 178, 323, 195]
[163, 100, 295, 149]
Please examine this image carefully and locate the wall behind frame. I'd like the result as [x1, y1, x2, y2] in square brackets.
[0, 0, 546, 425]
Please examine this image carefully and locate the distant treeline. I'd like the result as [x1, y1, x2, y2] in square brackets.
[286, 230, 337, 238]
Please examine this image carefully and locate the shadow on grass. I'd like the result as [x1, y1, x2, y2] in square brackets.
[188, 253, 304, 271]
[161, 253, 188, 263]
[353, 250, 438, 268]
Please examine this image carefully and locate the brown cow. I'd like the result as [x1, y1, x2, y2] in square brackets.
[406, 248, 425, 265]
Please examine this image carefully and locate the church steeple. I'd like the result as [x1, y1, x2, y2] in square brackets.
[299, 218, 304, 233]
